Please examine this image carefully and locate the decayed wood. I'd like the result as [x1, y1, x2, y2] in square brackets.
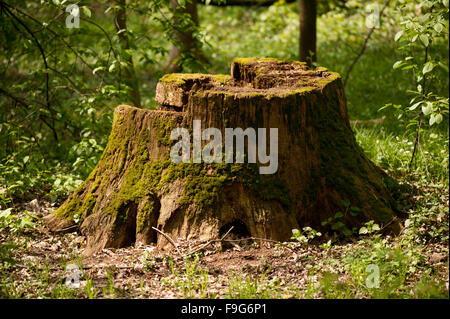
[44, 57, 402, 256]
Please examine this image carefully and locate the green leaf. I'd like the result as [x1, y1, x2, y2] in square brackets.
[331, 221, 346, 231]
[23, 156, 29, 164]
[93, 66, 104, 75]
[401, 65, 414, 71]
[409, 101, 422, 111]
[340, 200, 350, 208]
[435, 113, 443, 124]
[342, 227, 352, 237]
[350, 207, 360, 216]
[82, 6, 91, 18]
[430, 114, 436, 125]
[359, 227, 368, 235]
[422, 102, 433, 116]
[419, 34, 429, 47]
[393, 61, 404, 69]
[394, 30, 403, 42]
[334, 212, 344, 219]
[0, 208, 12, 219]
[422, 62, 434, 74]
[434, 23, 443, 33]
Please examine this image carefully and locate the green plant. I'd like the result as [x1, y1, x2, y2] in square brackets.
[85, 278, 99, 299]
[226, 270, 283, 299]
[321, 200, 359, 237]
[401, 181, 449, 244]
[103, 270, 116, 298]
[162, 255, 212, 299]
[50, 279, 80, 299]
[320, 272, 352, 299]
[359, 220, 381, 235]
[141, 249, 157, 271]
[382, 0, 449, 168]
[291, 227, 322, 244]
[0, 208, 34, 235]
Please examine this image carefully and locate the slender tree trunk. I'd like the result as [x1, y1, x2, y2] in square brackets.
[166, 0, 207, 72]
[298, 0, 317, 66]
[198, 0, 296, 5]
[114, 0, 141, 107]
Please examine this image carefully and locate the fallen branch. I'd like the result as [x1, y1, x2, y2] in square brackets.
[152, 227, 182, 255]
[186, 226, 235, 256]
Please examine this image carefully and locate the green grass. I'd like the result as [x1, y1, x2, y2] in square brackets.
[354, 125, 449, 183]
[160, 255, 213, 299]
[226, 270, 284, 299]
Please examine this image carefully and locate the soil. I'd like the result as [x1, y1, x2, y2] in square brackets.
[2, 198, 447, 299]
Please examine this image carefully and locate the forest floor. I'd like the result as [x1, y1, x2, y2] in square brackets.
[1, 181, 448, 299]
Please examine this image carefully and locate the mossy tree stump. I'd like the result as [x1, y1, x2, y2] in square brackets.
[44, 58, 402, 255]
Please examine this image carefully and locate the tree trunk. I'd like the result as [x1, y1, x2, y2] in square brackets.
[44, 58, 402, 256]
[198, 0, 296, 5]
[166, 0, 207, 72]
[114, 0, 141, 107]
[298, 0, 317, 66]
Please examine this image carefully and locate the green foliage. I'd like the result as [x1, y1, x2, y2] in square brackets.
[355, 126, 449, 182]
[389, 1, 449, 122]
[0, 208, 34, 235]
[226, 270, 283, 299]
[381, 0, 449, 166]
[320, 201, 361, 237]
[0, 0, 200, 198]
[0, 191, 35, 235]
[358, 220, 380, 235]
[161, 254, 213, 299]
[141, 248, 157, 271]
[291, 227, 322, 244]
[0, 193, 35, 275]
[402, 181, 449, 244]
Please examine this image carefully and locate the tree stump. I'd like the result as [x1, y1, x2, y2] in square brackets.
[44, 58, 402, 255]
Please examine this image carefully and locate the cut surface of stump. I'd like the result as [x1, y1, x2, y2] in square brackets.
[44, 57, 402, 255]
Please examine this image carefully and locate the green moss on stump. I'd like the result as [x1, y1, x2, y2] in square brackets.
[54, 104, 291, 226]
[159, 73, 231, 86]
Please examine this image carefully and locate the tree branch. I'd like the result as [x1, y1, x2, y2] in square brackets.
[343, 0, 391, 87]
[1, 1, 59, 141]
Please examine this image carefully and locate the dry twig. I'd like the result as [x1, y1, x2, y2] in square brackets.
[152, 227, 182, 255]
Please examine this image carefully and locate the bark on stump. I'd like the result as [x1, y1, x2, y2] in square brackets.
[44, 58, 402, 255]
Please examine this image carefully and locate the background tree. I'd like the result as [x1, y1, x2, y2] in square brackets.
[298, 0, 317, 66]
[114, 0, 141, 107]
[166, 0, 207, 72]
